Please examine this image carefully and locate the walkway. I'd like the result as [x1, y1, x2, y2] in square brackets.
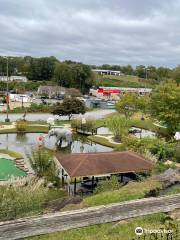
[0, 194, 179, 240]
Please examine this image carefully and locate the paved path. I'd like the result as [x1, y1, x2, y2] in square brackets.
[0, 110, 115, 122]
[0, 194, 179, 240]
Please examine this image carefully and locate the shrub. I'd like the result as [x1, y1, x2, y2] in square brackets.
[0, 179, 65, 221]
[94, 176, 120, 194]
[16, 120, 28, 132]
[107, 116, 131, 142]
[71, 119, 81, 129]
[27, 147, 60, 185]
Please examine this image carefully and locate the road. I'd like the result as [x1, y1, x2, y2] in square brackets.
[0, 109, 115, 122]
[0, 194, 179, 240]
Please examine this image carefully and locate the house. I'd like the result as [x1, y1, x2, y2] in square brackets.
[0, 76, 28, 82]
[37, 86, 81, 98]
[92, 69, 122, 76]
[37, 86, 66, 98]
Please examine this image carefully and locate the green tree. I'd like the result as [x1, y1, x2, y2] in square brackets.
[54, 62, 72, 87]
[150, 81, 180, 133]
[107, 116, 131, 141]
[137, 96, 150, 119]
[116, 93, 139, 118]
[172, 65, 180, 85]
[52, 98, 86, 120]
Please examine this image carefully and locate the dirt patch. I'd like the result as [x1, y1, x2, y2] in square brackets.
[45, 196, 82, 212]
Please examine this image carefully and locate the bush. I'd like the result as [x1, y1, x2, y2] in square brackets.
[27, 147, 60, 185]
[71, 118, 96, 131]
[0, 179, 65, 221]
[94, 176, 120, 194]
[123, 136, 176, 162]
[16, 120, 28, 132]
[71, 119, 81, 129]
[107, 116, 131, 142]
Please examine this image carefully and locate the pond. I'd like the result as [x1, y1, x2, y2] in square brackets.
[0, 133, 113, 156]
[96, 127, 112, 135]
[129, 127, 157, 138]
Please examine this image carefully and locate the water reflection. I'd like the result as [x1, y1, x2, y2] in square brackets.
[0, 133, 112, 156]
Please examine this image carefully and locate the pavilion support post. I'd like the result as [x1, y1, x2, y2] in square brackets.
[92, 176, 94, 192]
[62, 168, 64, 187]
[74, 178, 77, 195]
[120, 174, 124, 183]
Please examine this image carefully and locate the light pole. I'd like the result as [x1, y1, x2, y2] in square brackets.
[3, 57, 10, 122]
[142, 67, 150, 89]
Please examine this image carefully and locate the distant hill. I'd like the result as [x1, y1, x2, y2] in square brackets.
[94, 74, 157, 88]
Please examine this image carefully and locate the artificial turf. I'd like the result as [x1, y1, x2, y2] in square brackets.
[0, 158, 27, 181]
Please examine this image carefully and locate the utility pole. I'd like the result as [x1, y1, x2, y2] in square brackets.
[4, 57, 10, 122]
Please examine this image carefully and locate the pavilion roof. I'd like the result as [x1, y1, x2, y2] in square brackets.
[56, 151, 154, 178]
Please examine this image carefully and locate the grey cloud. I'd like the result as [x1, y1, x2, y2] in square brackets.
[0, 0, 180, 66]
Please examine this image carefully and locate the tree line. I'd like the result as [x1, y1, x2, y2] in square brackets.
[0, 56, 94, 93]
[91, 64, 180, 84]
[0, 56, 180, 91]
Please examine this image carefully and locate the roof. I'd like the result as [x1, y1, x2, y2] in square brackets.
[38, 86, 66, 92]
[56, 151, 154, 178]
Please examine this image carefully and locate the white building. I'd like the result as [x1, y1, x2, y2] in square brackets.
[0, 76, 28, 82]
[92, 69, 121, 76]
[9, 94, 32, 103]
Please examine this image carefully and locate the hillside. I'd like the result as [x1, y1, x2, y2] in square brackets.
[94, 74, 157, 88]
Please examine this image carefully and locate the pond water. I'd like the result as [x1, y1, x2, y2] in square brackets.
[129, 127, 157, 138]
[0, 133, 113, 156]
[96, 127, 112, 135]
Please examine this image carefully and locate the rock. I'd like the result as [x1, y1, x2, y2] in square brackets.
[152, 168, 180, 187]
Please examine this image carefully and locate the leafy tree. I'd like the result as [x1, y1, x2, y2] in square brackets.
[172, 65, 180, 85]
[54, 62, 73, 87]
[137, 96, 150, 119]
[106, 116, 131, 141]
[52, 98, 86, 120]
[150, 81, 180, 133]
[116, 93, 139, 118]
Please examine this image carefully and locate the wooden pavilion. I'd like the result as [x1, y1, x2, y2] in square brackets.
[55, 151, 154, 195]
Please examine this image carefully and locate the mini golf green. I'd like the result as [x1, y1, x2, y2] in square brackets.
[0, 158, 27, 181]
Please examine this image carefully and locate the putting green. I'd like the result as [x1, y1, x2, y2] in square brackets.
[0, 158, 27, 181]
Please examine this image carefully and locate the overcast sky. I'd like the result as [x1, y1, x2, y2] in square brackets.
[0, 0, 180, 67]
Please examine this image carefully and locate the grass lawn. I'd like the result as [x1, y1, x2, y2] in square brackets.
[62, 179, 162, 212]
[82, 179, 162, 207]
[106, 112, 169, 136]
[0, 125, 49, 134]
[88, 135, 125, 150]
[95, 74, 155, 88]
[27, 213, 179, 240]
[131, 118, 168, 135]
[0, 149, 23, 159]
